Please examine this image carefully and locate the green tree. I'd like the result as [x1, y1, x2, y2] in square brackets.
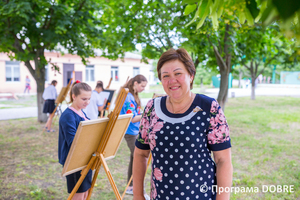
[0, 0, 133, 122]
[183, 0, 300, 41]
[236, 23, 299, 99]
[182, 17, 240, 110]
[103, 0, 235, 109]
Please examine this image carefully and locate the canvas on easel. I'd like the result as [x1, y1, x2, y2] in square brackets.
[101, 89, 115, 110]
[43, 80, 72, 132]
[99, 89, 115, 118]
[62, 113, 133, 177]
[65, 88, 129, 200]
[55, 87, 67, 104]
[44, 79, 72, 131]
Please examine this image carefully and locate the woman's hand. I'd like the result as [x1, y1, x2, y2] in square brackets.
[132, 114, 142, 123]
[133, 148, 150, 200]
[213, 148, 233, 200]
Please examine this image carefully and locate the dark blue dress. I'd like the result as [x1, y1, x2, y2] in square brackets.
[136, 94, 231, 200]
[58, 107, 92, 193]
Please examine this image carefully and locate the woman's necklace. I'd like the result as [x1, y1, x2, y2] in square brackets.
[169, 93, 195, 114]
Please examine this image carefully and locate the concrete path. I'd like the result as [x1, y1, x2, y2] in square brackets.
[0, 84, 299, 121]
[0, 104, 68, 121]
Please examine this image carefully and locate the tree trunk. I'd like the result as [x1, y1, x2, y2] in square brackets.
[35, 57, 47, 122]
[208, 24, 231, 111]
[37, 89, 47, 122]
[36, 70, 47, 122]
[200, 77, 203, 88]
[238, 70, 243, 88]
[251, 75, 256, 100]
[217, 24, 231, 111]
[250, 61, 257, 100]
[217, 70, 229, 110]
[24, 50, 48, 122]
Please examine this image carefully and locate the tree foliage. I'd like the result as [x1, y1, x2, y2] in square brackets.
[0, 0, 132, 121]
[235, 23, 299, 99]
[183, 0, 300, 41]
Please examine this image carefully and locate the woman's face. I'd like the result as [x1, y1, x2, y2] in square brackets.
[160, 60, 193, 100]
[72, 90, 92, 109]
[134, 81, 147, 93]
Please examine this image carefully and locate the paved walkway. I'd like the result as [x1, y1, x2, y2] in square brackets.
[0, 84, 299, 121]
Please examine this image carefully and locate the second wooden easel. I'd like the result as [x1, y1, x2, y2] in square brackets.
[43, 78, 73, 132]
[67, 88, 129, 200]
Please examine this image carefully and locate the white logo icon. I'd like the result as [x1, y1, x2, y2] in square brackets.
[200, 184, 208, 193]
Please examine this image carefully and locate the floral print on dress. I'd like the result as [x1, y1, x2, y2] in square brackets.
[151, 178, 157, 199]
[137, 99, 164, 151]
[125, 102, 135, 114]
[153, 168, 163, 181]
[208, 100, 230, 144]
[136, 95, 231, 200]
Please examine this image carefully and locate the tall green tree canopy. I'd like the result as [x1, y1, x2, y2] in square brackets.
[104, 0, 239, 109]
[0, 0, 133, 121]
[235, 23, 298, 99]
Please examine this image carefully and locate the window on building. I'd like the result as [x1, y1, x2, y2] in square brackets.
[133, 67, 140, 77]
[5, 61, 20, 82]
[86, 65, 95, 82]
[111, 66, 119, 82]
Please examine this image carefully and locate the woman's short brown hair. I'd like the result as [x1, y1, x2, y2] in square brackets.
[157, 48, 196, 89]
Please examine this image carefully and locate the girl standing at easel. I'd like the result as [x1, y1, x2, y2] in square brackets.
[58, 81, 92, 200]
[120, 75, 150, 199]
[43, 80, 58, 132]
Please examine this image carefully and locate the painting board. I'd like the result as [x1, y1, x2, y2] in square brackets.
[62, 113, 133, 177]
[55, 87, 67, 104]
[101, 89, 115, 109]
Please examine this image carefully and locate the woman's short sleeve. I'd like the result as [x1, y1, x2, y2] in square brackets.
[207, 100, 231, 151]
[135, 99, 154, 150]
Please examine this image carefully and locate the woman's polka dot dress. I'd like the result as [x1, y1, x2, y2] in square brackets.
[136, 94, 231, 200]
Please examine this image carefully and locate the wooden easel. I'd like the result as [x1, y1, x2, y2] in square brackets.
[106, 77, 113, 89]
[43, 78, 73, 132]
[67, 88, 129, 200]
[121, 154, 152, 199]
[114, 76, 130, 107]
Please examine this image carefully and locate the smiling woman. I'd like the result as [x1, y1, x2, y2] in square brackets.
[133, 48, 233, 200]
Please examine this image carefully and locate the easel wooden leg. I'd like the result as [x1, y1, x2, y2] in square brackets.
[121, 174, 133, 199]
[121, 153, 152, 199]
[100, 154, 122, 200]
[67, 155, 97, 200]
[86, 161, 102, 200]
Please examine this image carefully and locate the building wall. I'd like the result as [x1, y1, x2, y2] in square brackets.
[0, 52, 151, 94]
[0, 53, 37, 93]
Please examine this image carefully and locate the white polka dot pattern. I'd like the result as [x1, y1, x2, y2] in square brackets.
[136, 95, 231, 200]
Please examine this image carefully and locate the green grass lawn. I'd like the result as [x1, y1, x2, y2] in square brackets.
[0, 96, 299, 199]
